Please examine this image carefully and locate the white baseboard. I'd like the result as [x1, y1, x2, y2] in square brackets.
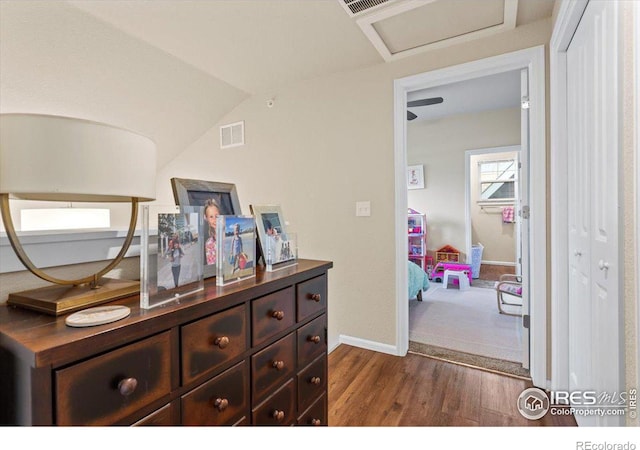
[338, 334, 400, 356]
[481, 260, 516, 266]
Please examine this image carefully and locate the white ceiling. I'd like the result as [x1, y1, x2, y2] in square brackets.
[0, 0, 555, 167]
[407, 70, 522, 122]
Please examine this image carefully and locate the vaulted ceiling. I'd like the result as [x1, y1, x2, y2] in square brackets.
[0, 0, 555, 167]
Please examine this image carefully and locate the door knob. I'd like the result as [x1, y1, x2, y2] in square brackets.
[598, 260, 610, 270]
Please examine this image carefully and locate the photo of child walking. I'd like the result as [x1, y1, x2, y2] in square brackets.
[216, 215, 256, 285]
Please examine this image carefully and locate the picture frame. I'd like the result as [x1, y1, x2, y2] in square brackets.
[250, 204, 297, 270]
[407, 164, 425, 190]
[171, 178, 242, 278]
[216, 215, 256, 286]
[140, 204, 205, 310]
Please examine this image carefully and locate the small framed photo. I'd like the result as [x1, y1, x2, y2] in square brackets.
[140, 205, 204, 310]
[407, 165, 425, 190]
[171, 178, 241, 279]
[250, 204, 297, 270]
[216, 215, 256, 286]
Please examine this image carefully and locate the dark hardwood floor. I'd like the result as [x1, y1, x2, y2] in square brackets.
[328, 344, 577, 426]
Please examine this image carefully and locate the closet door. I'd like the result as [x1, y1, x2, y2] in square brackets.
[566, 0, 621, 427]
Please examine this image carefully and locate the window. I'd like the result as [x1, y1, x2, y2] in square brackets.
[479, 159, 517, 202]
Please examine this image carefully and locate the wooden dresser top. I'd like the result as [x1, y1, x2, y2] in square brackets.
[0, 259, 332, 368]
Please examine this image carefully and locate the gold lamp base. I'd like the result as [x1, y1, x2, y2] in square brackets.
[1, 194, 142, 317]
[7, 278, 140, 316]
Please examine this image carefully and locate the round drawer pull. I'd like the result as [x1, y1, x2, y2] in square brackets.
[272, 360, 285, 370]
[310, 376, 321, 385]
[271, 310, 285, 320]
[213, 397, 229, 412]
[311, 418, 322, 426]
[309, 293, 321, 302]
[308, 335, 321, 344]
[272, 410, 285, 422]
[214, 336, 230, 349]
[117, 377, 138, 397]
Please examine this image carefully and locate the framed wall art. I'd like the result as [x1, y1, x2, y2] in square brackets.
[171, 178, 241, 278]
[407, 164, 425, 190]
[140, 204, 204, 310]
[250, 204, 297, 271]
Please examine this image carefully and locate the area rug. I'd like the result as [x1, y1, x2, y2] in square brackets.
[409, 283, 522, 362]
[408, 341, 531, 380]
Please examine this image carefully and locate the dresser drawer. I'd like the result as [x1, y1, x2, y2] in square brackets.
[252, 378, 295, 426]
[133, 403, 174, 426]
[297, 394, 326, 426]
[181, 360, 249, 426]
[181, 304, 247, 385]
[296, 274, 327, 322]
[252, 287, 294, 346]
[297, 354, 326, 414]
[297, 314, 326, 368]
[251, 333, 295, 405]
[55, 331, 171, 426]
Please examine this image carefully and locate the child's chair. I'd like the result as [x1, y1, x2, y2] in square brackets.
[495, 274, 523, 316]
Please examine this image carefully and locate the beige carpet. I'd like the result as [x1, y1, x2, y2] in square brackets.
[409, 282, 523, 363]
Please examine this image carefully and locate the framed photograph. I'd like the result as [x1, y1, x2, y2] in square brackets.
[171, 178, 241, 278]
[216, 215, 256, 286]
[250, 204, 297, 270]
[407, 165, 425, 189]
[140, 205, 204, 310]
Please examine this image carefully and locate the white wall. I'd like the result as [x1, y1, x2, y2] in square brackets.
[407, 108, 520, 262]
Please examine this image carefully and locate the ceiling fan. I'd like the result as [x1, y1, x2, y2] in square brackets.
[407, 96, 444, 121]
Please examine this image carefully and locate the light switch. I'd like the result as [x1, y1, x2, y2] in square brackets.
[356, 201, 371, 217]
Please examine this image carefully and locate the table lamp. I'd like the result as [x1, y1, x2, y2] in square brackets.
[0, 113, 156, 315]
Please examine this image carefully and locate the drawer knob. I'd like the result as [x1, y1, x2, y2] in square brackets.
[310, 376, 321, 385]
[309, 293, 321, 302]
[311, 418, 322, 426]
[117, 377, 138, 397]
[308, 335, 321, 344]
[213, 397, 229, 412]
[272, 410, 285, 422]
[272, 360, 285, 370]
[271, 310, 285, 320]
[214, 336, 230, 349]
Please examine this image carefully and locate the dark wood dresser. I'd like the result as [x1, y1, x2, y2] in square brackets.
[0, 259, 332, 426]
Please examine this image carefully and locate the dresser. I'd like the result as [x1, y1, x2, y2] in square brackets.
[0, 259, 332, 426]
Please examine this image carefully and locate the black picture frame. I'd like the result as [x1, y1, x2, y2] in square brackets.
[171, 178, 242, 278]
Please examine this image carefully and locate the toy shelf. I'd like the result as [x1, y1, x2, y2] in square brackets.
[408, 209, 432, 271]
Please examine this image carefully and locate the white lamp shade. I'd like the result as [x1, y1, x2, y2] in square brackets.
[0, 114, 156, 202]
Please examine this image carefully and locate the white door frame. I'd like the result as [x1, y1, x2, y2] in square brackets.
[393, 45, 548, 388]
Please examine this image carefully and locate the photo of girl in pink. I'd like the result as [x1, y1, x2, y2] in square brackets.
[204, 198, 220, 266]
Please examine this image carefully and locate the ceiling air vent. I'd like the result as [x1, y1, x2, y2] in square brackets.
[340, 0, 393, 17]
[220, 121, 244, 149]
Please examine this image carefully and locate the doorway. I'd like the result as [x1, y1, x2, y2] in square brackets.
[465, 145, 522, 283]
[393, 46, 547, 388]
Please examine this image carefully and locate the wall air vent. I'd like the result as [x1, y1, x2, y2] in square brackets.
[220, 121, 244, 149]
[340, 0, 393, 17]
